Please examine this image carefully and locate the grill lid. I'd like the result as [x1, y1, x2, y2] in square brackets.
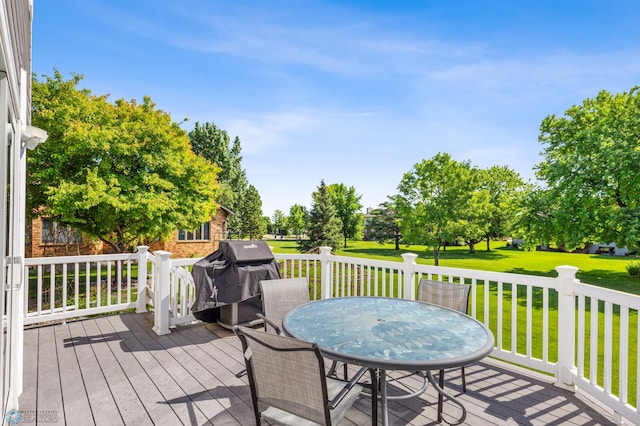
[222, 240, 274, 263]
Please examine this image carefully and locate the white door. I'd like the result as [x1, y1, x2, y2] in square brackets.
[1, 74, 24, 417]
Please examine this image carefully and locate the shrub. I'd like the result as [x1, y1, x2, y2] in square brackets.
[626, 260, 640, 276]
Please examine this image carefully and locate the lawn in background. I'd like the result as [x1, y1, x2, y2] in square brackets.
[268, 238, 640, 295]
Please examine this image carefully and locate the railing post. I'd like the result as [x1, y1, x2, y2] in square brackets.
[153, 250, 172, 335]
[555, 265, 579, 390]
[319, 246, 333, 299]
[136, 245, 149, 313]
[401, 253, 418, 300]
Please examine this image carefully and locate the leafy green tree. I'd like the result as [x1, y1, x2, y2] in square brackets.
[263, 216, 274, 234]
[272, 209, 287, 236]
[29, 71, 219, 253]
[535, 87, 640, 251]
[288, 204, 308, 240]
[513, 186, 558, 249]
[457, 187, 492, 254]
[299, 180, 342, 252]
[327, 183, 363, 247]
[189, 122, 249, 234]
[366, 197, 403, 250]
[481, 166, 526, 250]
[397, 153, 481, 265]
[239, 185, 266, 239]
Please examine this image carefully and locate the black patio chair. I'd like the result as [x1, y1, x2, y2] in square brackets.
[417, 278, 472, 423]
[235, 277, 347, 379]
[233, 325, 368, 425]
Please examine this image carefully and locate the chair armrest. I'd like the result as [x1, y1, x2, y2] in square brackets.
[256, 312, 282, 335]
[328, 366, 369, 409]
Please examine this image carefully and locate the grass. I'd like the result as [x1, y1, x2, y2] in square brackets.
[268, 238, 640, 294]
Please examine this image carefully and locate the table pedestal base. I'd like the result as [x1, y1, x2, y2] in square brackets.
[366, 369, 466, 426]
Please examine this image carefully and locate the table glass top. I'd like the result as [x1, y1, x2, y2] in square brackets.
[283, 297, 493, 368]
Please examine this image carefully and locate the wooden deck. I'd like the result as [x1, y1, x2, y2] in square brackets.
[19, 313, 615, 425]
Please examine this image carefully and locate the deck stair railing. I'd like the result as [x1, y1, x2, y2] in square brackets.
[21, 245, 640, 424]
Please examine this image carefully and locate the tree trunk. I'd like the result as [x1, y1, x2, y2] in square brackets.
[433, 246, 440, 266]
[469, 241, 475, 253]
[486, 237, 491, 251]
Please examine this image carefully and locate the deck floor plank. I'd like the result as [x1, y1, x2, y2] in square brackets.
[18, 313, 620, 425]
[99, 315, 184, 425]
[19, 326, 39, 418]
[120, 313, 219, 425]
[105, 314, 210, 425]
[54, 323, 94, 425]
[128, 314, 248, 425]
[81, 318, 154, 425]
[35, 326, 65, 420]
[155, 324, 256, 425]
[67, 320, 123, 426]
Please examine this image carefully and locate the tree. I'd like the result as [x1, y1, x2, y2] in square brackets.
[288, 204, 308, 240]
[481, 166, 526, 250]
[397, 153, 481, 265]
[513, 186, 558, 250]
[28, 71, 219, 253]
[262, 216, 274, 234]
[457, 187, 492, 254]
[189, 122, 249, 234]
[366, 197, 403, 250]
[239, 185, 266, 239]
[299, 180, 342, 252]
[327, 183, 363, 247]
[535, 87, 640, 251]
[272, 209, 287, 236]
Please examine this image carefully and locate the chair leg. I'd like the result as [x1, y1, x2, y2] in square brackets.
[437, 369, 444, 423]
[343, 362, 348, 380]
[461, 366, 466, 393]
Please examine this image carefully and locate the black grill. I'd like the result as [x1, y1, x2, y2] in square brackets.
[191, 240, 281, 327]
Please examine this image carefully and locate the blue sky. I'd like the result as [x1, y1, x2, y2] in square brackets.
[33, 0, 640, 218]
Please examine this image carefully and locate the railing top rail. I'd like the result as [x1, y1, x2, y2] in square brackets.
[170, 258, 202, 267]
[25, 252, 139, 265]
[274, 253, 322, 261]
[575, 281, 640, 309]
[414, 263, 558, 288]
[277, 251, 558, 288]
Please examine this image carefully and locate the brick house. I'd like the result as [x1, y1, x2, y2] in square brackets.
[148, 206, 233, 258]
[26, 205, 233, 258]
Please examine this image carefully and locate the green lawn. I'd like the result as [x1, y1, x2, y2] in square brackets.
[269, 239, 640, 294]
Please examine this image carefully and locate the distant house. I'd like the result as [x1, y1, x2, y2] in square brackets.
[587, 242, 629, 256]
[149, 206, 233, 258]
[26, 205, 233, 258]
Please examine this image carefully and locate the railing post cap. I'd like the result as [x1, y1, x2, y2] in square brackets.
[137, 245, 149, 252]
[319, 246, 332, 255]
[155, 250, 172, 259]
[401, 253, 418, 262]
[556, 265, 579, 275]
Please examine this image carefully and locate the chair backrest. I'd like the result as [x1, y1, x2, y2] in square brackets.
[234, 325, 331, 425]
[259, 277, 310, 334]
[417, 279, 471, 314]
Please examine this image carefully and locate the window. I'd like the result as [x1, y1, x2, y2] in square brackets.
[41, 218, 82, 244]
[178, 222, 210, 241]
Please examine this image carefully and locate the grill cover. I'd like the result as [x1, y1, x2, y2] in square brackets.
[191, 240, 281, 323]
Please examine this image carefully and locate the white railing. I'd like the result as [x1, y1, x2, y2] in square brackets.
[23, 247, 151, 325]
[22, 245, 640, 424]
[572, 281, 640, 424]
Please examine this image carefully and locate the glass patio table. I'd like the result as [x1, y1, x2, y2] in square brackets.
[282, 296, 495, 425]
